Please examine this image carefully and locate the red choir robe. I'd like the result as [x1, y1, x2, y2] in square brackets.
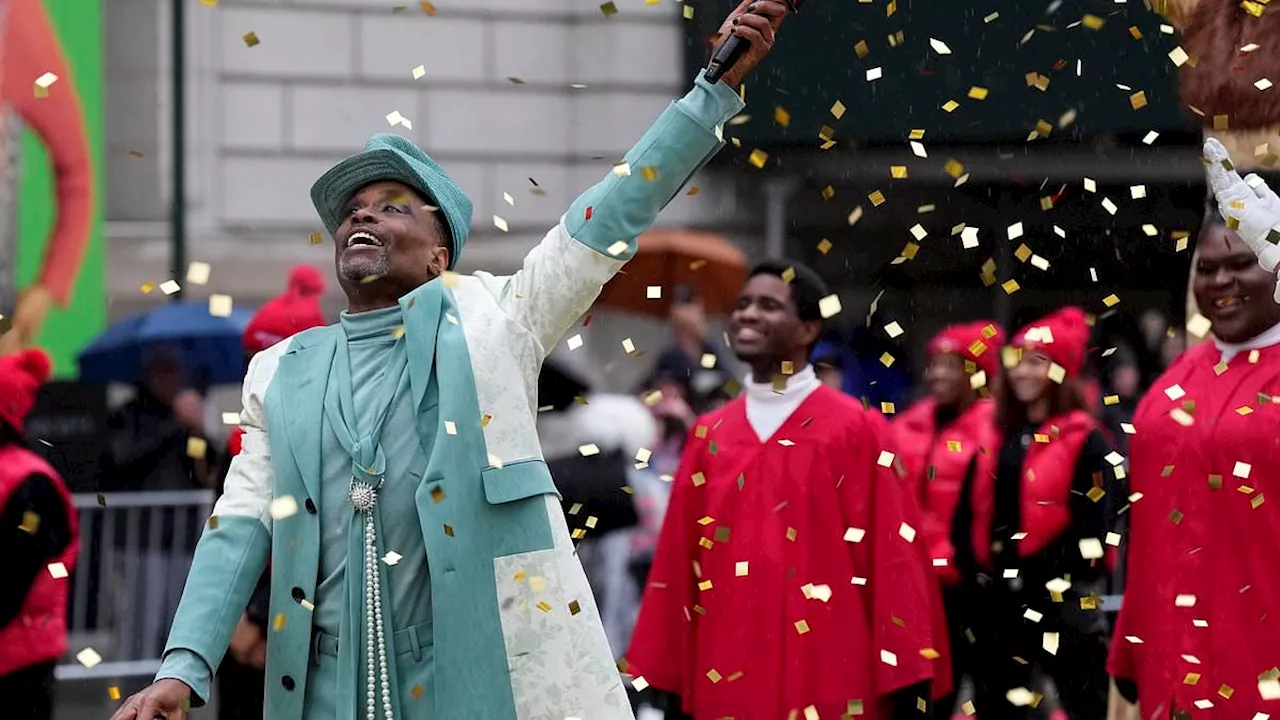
[1108, 341, 1280, 718]
[627, 385, 948, 720]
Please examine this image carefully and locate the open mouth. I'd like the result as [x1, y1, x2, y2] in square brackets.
[733, 326, 764, 344]
[345, 230, 385, 249]
[1212, 294, 1247, 312]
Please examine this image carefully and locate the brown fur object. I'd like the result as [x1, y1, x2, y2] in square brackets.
[1179, 3, 1280, 131]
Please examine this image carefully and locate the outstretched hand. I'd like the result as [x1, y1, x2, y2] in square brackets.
[1204, 138, 1280, 276]
[710, 0, 792, 88]
[108, 679, 191, 720]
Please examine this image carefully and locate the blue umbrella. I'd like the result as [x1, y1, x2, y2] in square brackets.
[78, 301, 255, 385]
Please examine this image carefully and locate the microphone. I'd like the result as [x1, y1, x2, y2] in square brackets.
[704, 0, 804, 84]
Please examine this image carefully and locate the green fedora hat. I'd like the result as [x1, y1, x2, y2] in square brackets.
[310, 133, 474, 269]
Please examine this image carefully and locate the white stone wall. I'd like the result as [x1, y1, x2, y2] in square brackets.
[104, 0, 751, 323]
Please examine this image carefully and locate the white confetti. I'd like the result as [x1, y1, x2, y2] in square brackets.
[209, 294, 233, 318]
[1142, 131, 1160, 145]
[76, 648, 102, 669]
[866, 67, 883, 81]
[929, 38, 952, 55]
[382, 551, 403, 566]
[412, 65, 426, 80]
[1083, 177, 1097, 193]
[579, 443, 600, 457]
[909, 224, 928, 241]
[1102, 197, 1118, 215]
[222, 412, 241, 425]
[880, 649, 898, 666]
[186, 261, 211, 285]
[1175, 594, 1196, 607]
[35, 72, 58, 89]
[493, 215, 509, 232]
[270, 495, 299, 520]
[1130, 185, 1147, 199]
[844, 527, 866, 543]
[160, 280, 181, 295]
[898, 522, 916, 543]
[819, 294, 842, 319]
[47, 562, 69, 579]
[1079, 537, 1104, 559]
[910, 141, 927, 158]
[876, 450, 895, 467]
[961, 226, 980, 248]
[1007, 222, 1024, 240]
[566, 334, 583, 350]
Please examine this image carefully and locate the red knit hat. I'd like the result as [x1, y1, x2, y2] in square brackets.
[1013, 306, 1090, 377]
[0, 349, 52, 433]
[242, 265, 328, 354]
[927, 321, 1006, 380]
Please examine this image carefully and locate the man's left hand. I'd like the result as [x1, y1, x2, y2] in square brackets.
[711, 0, 792, 88]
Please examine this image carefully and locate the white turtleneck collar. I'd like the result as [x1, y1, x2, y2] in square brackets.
[743, 364, 821, 442]
[1214, 321, 1280, 363]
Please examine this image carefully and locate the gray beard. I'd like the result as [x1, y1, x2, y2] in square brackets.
[338, 250, 391, 285]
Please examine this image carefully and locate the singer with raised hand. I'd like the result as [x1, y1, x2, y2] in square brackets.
[107, 2, 789, 720]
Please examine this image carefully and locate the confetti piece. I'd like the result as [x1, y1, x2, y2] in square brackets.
[898, 523, 916, 542]
[885, 321, 904, 338]
[866, 67, 883, 81]
[1002, 279, 1020, 295]
[1102, 197, 1118, 215]
[242, 32, 260, 47]
[1257, 79, 1274, 92]
[108, 686, 121, 700]
[1130, 91, 1147, 110]
[209, 294, 233, 318]
[419, 0, 436, 13]
[160, 280, 181, 295]
[877, 450, 895, 468]
[1169, 46, 1189, 67]
[383, 551, 403, 566]
[412, 65, 426, 80]
[444, 420, 457, 435]
[48, 562, 69, 579]
[622, 338, 637, 354]
[270, 495, 299, 520]
[819, 294, 842, 319]
[186, 437, 208, 459]
[880, 649, 898, 666]
[929, 38, 952, 54]
[579, 444, 600, 457]
[941, 100, 960, 113]
[968, 86, 989, 100]
[77, 648, 102, 669]
[1175, 594, 1196, 607]
[1079, 537, 1104, 559]
[599, 1, 618, 16]
[748, 149, 769, 169]
[1131, 185, 1147, 199]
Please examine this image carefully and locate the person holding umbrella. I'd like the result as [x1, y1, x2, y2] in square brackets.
[111, 3, 791, 719]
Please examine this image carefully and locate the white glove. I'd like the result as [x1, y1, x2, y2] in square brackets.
[1204, 137, 1280, 273]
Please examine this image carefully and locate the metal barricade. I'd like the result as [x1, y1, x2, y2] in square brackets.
[55, 490, 215, 681]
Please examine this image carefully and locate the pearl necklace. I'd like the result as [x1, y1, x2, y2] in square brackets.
[350, 477, 393, 720]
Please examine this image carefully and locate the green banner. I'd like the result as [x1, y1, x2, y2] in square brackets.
[15, 0, 105, 375]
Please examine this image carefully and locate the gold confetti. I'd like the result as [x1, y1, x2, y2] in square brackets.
[1082, 14, 1104, 29]
[19, 510, 39, 534]
[443, 524, 455, 537]
[879, 352, 895, 367]
[569, 599, 582, 615]
[599, 1, 618, 16]
[817, 238, 833, 254]
[786, 527, 797, 541]
[941, 100, 960, 113]
[692, 472, 706, 487]
[641, 166, 658, 182]
[1130, 91, 1148, 110]
[208, 516, 219, 529]
[707, 669, 723, 683]
[242, 32, 260, 47]
[186, 437, 208, 459]
[890, 165, 908, 179]
[968, 86, 989, 100]
[1002, 279, 1020, 295]
[869, 190, 886, 206]
[774, 106, 792, 127]
[748, 149, 769, 169]
[683, 4, 694, 19]
[1103, 294, 1120, 307]
[1214, 114, 1229, 130]
[108, 686, 121, 701]
[821, 186, 835, 201]
[419, 0, 436, 13]
[795, 619, 810, 634]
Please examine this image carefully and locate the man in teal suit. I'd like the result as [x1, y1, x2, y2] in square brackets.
[111, 3, 790, 719]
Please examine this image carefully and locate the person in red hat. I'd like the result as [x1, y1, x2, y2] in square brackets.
[889, 320, 1004, 717]
[950, 307, 1118, 719]
[216, 265, 328, 720]
[0, 348, 78, 720]
[225, 264, 327, 458]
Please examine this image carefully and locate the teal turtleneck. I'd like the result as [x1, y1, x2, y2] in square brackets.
[313, 305, 433, 638]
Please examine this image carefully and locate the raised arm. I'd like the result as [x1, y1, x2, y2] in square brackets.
[477, 1, 790, 355]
